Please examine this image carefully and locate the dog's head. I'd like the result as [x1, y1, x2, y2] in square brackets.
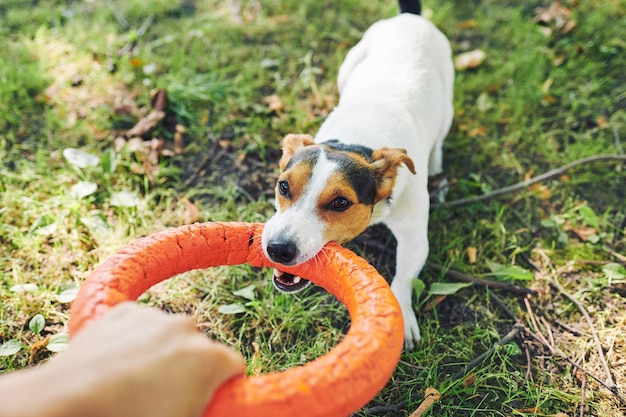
[262, 134, 415, 292]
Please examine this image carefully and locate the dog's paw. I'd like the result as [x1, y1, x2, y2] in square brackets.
[401, 307, 421, 351]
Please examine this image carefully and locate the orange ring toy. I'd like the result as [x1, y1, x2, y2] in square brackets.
[69, 222, 404, 417]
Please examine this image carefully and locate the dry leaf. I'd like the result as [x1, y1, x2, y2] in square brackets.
[263, 94, 284, 112]
[181, 198, 200, 224]
[409, 387, 442, 417]
[529, 184, 552, 200]
[454, 49, 486, 71]
[571, 227, 598, 242]
[535, 1, 577, 34]
[174, 124, 185, 154]
[463, 374, 477, 387]
[457, 19, 478, 29]
[126, 110, 165, 138]
[466, 246, 477, 264]
[250, 341, 263, 375]
[468, 126, 487, 137]
[596, 115, 608, 128]
[151, 89, 168, 112]
[422, 295, 447, 312]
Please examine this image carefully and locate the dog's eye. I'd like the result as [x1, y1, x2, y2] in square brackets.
[328, 197, 352, 212]
[277, 180, 290, 197]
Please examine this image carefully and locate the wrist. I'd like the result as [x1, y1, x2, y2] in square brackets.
[0, 360, 95, 417]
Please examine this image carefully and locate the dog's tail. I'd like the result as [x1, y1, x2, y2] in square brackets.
[399, 0, 421, 15]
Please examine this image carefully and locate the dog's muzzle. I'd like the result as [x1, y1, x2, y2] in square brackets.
[272, 269, 311, 293]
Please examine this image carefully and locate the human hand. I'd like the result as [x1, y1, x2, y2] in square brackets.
[46, 302, 244, 417]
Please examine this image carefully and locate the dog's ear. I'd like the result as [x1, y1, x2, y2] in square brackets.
[279, 134, 315, 171]
[371, 147, 416, 202]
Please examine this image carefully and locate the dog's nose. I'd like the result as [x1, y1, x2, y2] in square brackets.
[266, 241, 297, 264]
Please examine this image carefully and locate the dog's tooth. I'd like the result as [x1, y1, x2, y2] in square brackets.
[293, 276, 301, 284]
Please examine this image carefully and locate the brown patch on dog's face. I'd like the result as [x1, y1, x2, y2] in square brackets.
[371, 147, 416, 202]
[317, 172, 374, 243]
[275, 160, 314, 212]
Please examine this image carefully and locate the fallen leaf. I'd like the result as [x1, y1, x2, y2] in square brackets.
[126, 110, 165, 138]
[596, 115, 608, 128]
[151, 89, 168, 111]
[535, 1, 576, 34]
[466, 246, 477, 264]
[529, 183, 552, 200]
[29, 336, 50, 364]
[469, 126, 487, 137]
[422, 295, 447, 312]
[174, 124, 185, 154]
[251, 341, 263, 375]
[463, 374, 477, 387]
[181, 198, 200, 223]
[457, 19, 478, 29]
[263, 94, 284, 112]
[542, 94, 559, 104]
[571, 227, 598, 242]
[409, 387, 442, 417]
[454, 49, 486, 71]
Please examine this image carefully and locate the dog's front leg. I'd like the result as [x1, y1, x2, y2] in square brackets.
[386, 211, 430, 350]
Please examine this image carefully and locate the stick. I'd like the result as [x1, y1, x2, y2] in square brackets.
[433, 154, 626, 209]
[428, 262, 537, 296]
[523, 328, 626, 405]
[548, 278, 616, 389]
[486, 288, 518, 321]
[450, 325, 523, 381]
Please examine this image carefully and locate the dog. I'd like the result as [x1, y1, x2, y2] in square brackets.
[261, 0, 454, 350]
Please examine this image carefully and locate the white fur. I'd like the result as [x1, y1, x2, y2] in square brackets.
[262, 150, 337, 264]
[317, 13, 454, 350]
[265, 13, 454, 350]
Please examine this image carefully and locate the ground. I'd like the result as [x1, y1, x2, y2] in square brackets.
[0, 0, 625, 416]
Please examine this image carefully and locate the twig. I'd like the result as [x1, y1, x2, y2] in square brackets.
[433, 154, 626, 209]
[399, 359, 427, 371]
[548, 278, 616, 389]
[603, 246, 626, 264]
[105, 0, 129, 29]
[523, 328, 626, 405]
[553, 319, 586, 337]
[450, 325, 523, 381]
[523, 341, 533, 382]
[226, 176, 255, 202]
[524, 297, 550, 347]
[428, 262, 537, 296]
[486, 288, 518, 321]
[117, 16, 154, 58]
[580, 369, 587, 417]
[540, 316, 556, 348]
[183, 139, 225, 187]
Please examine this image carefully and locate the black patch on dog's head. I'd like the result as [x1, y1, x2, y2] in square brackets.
[320, 139, 374, 162]
[283, 146, 322, 171]
[321, 141, 378, 205]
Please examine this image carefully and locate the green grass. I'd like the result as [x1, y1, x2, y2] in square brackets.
[1, 0, 625, 416]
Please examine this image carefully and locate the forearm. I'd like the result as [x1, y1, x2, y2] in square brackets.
[0, 362, 92, 417]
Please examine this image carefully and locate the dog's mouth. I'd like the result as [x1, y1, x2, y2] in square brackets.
[272, 269, 311, 293]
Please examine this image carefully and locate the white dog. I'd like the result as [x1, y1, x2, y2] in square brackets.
[262, 0, 454, 350]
